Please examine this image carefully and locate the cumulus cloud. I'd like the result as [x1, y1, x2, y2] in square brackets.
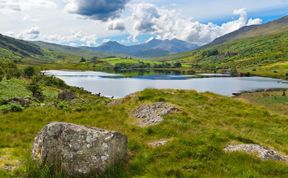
[126, 3, 262, 45]
[18, 27, 40, 40]
[107, 19, 126, 31]
[65, 0, 129, 21]
[0, 0, 56, 13]
[44, 31, 98, 47]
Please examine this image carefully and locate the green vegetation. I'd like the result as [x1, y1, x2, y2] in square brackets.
[0, 64, 288, 177]
[0, 17, 288, 177]
[237, 89, 288, 116]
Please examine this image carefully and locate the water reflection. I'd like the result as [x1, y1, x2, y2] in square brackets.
[44, 70, 288, 98]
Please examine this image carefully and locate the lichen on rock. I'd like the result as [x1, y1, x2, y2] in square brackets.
[132, 102, 179, 127]
[32, 122, 127, 176]
[224, 144, 288, 161]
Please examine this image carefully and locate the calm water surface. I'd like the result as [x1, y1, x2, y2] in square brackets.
[45, 70, 288, 98]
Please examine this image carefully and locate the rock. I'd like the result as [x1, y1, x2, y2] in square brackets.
[32, 122, 127, 176]
[5, 97, 32, 107]
[58, 90, 75, 101]
[133, 102, 179, 127]
[224, 144, 288, 161]
[148, 139, 168, 148]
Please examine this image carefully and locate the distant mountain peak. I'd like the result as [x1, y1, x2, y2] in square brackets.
[83, 38, 198, 58]
[103, 41, 122, 46]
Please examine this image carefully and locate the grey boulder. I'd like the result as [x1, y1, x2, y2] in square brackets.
[32, 122, 127, 176]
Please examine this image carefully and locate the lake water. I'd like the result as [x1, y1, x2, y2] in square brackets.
[45, 70, 288, 98]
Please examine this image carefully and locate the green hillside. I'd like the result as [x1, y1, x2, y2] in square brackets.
[159, 16, 288, 79]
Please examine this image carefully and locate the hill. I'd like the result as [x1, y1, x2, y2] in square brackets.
[164, 16, 288, 79]
[0, 34, 111, 64]
[82, 39, 198, 58]
[0, 34, 42, 59]
[206, 16, 288, 47]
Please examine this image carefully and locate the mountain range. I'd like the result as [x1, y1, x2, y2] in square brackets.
[81, 39, 199, 58]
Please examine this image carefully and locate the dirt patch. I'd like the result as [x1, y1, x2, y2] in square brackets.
[132, 102, 179, 127]
[224, 144, 288, 161]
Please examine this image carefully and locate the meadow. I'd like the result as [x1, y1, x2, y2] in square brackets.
[0, 65, 288, 177]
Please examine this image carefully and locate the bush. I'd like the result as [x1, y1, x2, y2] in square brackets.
[27, 83, 44, 101]
[80, 57, 86, 63]
[173, 62, 182, 68]
[0, 103, 23, 113]
[202, 49, 219, 57]
[24, 66, 35, 78]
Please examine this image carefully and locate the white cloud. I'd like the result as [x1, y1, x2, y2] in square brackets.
[17, 27, 40, 40]
[125, 3, 262, 45]
[44, 31, 98, 47]
[0, 0, 56, 13]
[107, 19, 126, 31]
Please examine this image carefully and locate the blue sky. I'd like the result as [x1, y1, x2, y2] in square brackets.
[0, 0, 287, 46]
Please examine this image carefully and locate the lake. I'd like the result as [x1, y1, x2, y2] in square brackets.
[44, 70, 288, 98]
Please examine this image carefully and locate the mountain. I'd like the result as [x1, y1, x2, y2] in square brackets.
[0, 34, 110, 63]
[170, 15, 288, 79]
[32, 41, 108, 58]
[82, 39, 198, 58]
[0, 34, 43, 57]
[206, 16, 288, 47]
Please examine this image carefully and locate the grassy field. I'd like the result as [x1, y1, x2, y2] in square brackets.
[236, 89, 288, 116]
[0, 70, 288, 177]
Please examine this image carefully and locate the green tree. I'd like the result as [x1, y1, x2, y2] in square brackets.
[80, 57, 86, 63]
[173, 62, 182, 68]
[24, 66, 35, 78]
[91, 57, 97, 63]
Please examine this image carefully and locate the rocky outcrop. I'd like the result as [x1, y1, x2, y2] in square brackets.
[224, 144, 288, 161]
[133, 102, 179, 127]
[58, 90, 75, 101]
[32, 122, 127, 176]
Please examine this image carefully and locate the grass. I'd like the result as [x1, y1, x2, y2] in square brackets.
[236, 89, 288, 116]
[1, 81, 288, 177]
[0, 78, 31, 101]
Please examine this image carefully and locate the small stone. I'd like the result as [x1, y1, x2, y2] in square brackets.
[148, 139, 169, 148]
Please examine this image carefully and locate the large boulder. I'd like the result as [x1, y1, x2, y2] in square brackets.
[32, 122, 127, 176]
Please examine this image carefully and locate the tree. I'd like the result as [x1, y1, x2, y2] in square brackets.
[91, 57, 98, 63]
[173, 62, 182, 68]
[24, 66, 35, 78]
[80, 57, 86, 63]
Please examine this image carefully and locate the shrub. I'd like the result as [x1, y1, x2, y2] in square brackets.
[27, 83, 44, 101]
[0, 103, 23, 113]
[202, 49, 219, 57]
[24, 66, 35, 78]
[80, 57, 86, 63]
[173, 62, 182, 68]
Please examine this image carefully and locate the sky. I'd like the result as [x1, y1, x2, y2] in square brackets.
[0, 0, 287, 47]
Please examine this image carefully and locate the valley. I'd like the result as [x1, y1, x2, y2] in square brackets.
[0, 12, 288, 178]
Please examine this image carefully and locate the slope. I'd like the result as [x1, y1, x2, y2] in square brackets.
[163, 16, 288, 79]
